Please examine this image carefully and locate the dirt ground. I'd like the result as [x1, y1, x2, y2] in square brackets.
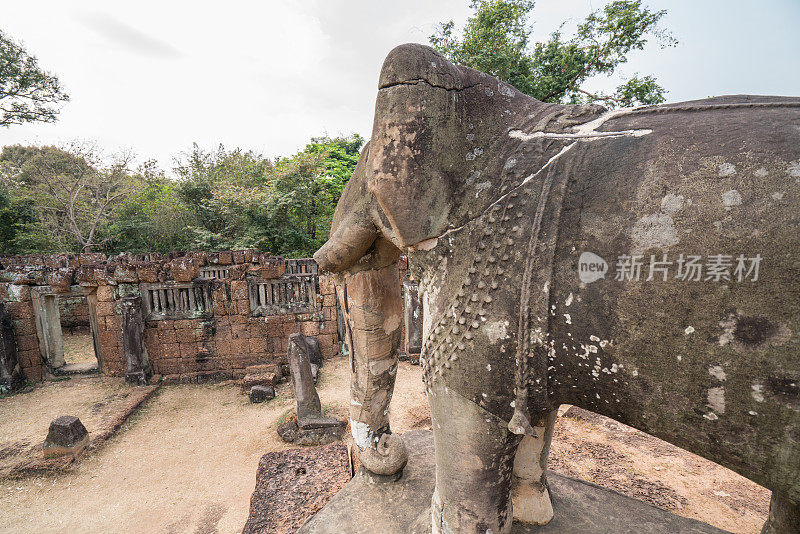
[0, 376, 155, 478]
[0, 356, 769, 533]
[62, 332, 97, 365]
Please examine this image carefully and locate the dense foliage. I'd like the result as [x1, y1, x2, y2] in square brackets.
[0, 29, 69, 127]
[0, 134, 364, 257]
[430, 0, 676, 107]
[0, 2, 675, 257]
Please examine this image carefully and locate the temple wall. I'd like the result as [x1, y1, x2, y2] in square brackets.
[0, 250, 340, 384]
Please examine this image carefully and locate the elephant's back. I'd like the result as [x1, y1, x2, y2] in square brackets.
[547, 100, 800, 500]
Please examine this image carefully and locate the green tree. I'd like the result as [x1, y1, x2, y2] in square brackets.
[0, 29, 69, 127]
[174, 144, 276, 251]
[0, 183, 37, 253]
[108, 161, 195, 253]
[430, 0, 676, 107]
[0, 144, 138, 252]
[173, 134, 364, 257]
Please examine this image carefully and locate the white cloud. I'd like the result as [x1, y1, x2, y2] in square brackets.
[1, 1, 798, 173]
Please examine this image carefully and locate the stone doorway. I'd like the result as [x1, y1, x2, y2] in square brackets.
[31, 286, 101, 376]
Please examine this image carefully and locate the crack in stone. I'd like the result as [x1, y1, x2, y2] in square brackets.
[379, 78, 481, 93]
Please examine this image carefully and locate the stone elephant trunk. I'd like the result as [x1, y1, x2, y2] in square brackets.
[313, 145, 408, 476]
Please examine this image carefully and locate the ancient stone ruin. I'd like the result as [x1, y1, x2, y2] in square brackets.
[277, 332, 345, 445]
[0, 251, 341, 386]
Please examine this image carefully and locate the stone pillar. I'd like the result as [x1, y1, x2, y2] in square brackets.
[121, 295, 148, 385]
[335, 296, 348, 356]
[0, 302, 24, 392]
[281, 332, 344, 445]
[33, 292, 64, 369]
[287, 332, 323, 423]
[403, 280, 423, 357]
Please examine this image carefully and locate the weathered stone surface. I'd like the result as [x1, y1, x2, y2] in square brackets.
[46, 269, 73, 293]
[43, 415, 89, 457]
[298, 416, 343, 430]
[121, 295, 149, 385]
[313, 43, 800, 533]
[169, 258, 200, 282]
[113, 265, 139, 283]
[243, 441, 350, 534]
[277, 417, 344, 446]
[290, 333, 323, 367]
[242, 372, 279, 391]
[282, 333, 346, 445]
[258, 260, 285, 279]
[249, 385, 275, 403]
[299, 431, 729, 534]
[763, 494, 800, 534]
[287, 333, 323, 424]
[244, 363, 283, 378]
[0, 302, 24, 392]
[0, 249, 342, 385]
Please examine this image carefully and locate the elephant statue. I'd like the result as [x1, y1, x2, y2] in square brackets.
[314, 43, 800, 534]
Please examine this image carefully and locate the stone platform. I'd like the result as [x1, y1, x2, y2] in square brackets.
[298, 430, 730, 534]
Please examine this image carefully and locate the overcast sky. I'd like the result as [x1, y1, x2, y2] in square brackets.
[2, 0, 799, 172]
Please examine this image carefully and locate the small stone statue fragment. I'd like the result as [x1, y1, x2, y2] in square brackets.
[278, 333, 344, 445]
[43, 415, 89, 458]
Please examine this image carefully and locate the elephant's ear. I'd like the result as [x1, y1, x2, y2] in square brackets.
[367, 44, 474, 248]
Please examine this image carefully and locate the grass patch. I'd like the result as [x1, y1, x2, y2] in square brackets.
[0, 380, 36, 399]
[276, 407, 295, 428]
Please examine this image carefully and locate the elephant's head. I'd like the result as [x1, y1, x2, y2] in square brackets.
[314, 43, 549, 475]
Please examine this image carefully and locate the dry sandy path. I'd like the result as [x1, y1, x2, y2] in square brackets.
[0, 358, 425, 534]
[0, 356, 768, 533]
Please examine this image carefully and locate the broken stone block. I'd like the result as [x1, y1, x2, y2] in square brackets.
[289, 333, 323, 386]
[244, 363, 283, 378]
[46, 269, 74, 293]
[113, 265, 139, 283]
[259, 260, 285, 279]
[242, 441, 350, 534]
[43, 415, 89, 458]
[169, 258, 200, 282]
[277, 416, 344, 446]
[283, 333, 345, 445]
[298, 417, 344, 431]
[12, 270, 45, 286]
[249, 385, 275, 403]
[242, 371, 279, 391]
[287, 333, 323, 424]
[292, 333, 323, 367]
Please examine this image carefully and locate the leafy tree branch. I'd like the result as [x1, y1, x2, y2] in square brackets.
[0, 29, 69, 127]
[430, 0, 677, 107]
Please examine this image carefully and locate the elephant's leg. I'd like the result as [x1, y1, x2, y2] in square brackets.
[428, 381, 522, 534]
[762, 494, 800, 534]
[511, 408, 558, 525]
